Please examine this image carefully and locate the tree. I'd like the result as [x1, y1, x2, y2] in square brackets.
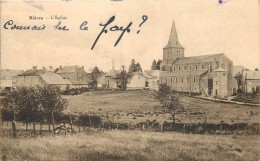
[37, 85, 68, 131]
[151, 60, 157, 70]
[117, 66, 129, 90]
[2, 86, 44, 130]
[135, 63, 142, 72]
[90, 66, 102, 89]
[128, 59, 136, 73]
[156, 84, 183, 126]
[234, 72, 243, 93]
[128, 59, 142, 73]
[155, 59, 162, 70]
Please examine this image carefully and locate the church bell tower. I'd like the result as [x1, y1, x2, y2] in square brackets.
[161, 20, 184, 71]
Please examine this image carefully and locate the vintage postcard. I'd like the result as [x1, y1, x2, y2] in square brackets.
[0, 0, 259, 161]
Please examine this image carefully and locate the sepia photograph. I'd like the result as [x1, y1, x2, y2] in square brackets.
[0, 0, 259, 161]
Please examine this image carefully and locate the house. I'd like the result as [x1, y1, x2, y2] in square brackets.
[160, 20, 233, 97]
[104, 70, 121, 89]
[0, 69, 23, 90]
[143, 70, 164, 90]
[16, 69, 72, 90]
[232, 65, 248, 94]
[56, 65, 91, 87]
[241, 70, 260, 93]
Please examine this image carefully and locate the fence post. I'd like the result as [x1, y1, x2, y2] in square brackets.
[40, 122, 42, 137]
[70, 115, 73, 134]
[33, 122, 36, 135]
[12, 121, 16, 138]
[160, 124, 163, 132]
[237, 115, 239, 130]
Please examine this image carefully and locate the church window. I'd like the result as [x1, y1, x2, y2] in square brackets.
[195, 65, 198, 70]
[174, 66, 175, 71]
[202, 65, 204, 69]
[184, 66, 187, 70]
[166, 78, 167, 84]
[221, 63, 225, 69]
[179, 66, 181, 70]
[209, 66, 212, 73]
[171, 78, 173, 83]
[215, 61, 219, 69]
[216, 81, 218, 85]
[182, 78, 184, 83]
[193, 77, 196, 83]
[223, 73, 226, 76]
[176, 78, 178, 83]
[187, 78, 189, 83]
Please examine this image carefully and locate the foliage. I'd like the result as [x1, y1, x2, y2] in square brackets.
[117, 66, 129, 90]
[151, 59, 162, 70]
[90, 66, 102, 88]
[2, 85, 68, 124]
[155, 59, 162, 70]
[234, 72, 242, 93]
[151, 60, 157, 70]
[156, 84, 183, 124]
[2, 86, 43, 122]
[37, 85, 68, 125]
[128, 59, 142, 73]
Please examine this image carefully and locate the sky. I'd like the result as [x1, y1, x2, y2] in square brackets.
[0, 0, 259, 72]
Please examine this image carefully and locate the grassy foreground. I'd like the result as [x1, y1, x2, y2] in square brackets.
[1, 130, 259, 161]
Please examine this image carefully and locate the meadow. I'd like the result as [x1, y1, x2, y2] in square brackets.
[1, 130, 259, 161]
[63, 90, 260, 124]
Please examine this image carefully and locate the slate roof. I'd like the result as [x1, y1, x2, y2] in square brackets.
[56, 66, 78, 74]
[40, 72, 72, 85]
[233, 65, 248, 77]
[18, 69, 46, 76]
[1, 69, 23, 79]
[160, 70, 208, 77]
[173, 53, 225, 65]
[243, 71, 260, 80]
[105, 70, 121, 77]
[214, 67, 227, 72]
[164, 20, 184, 49]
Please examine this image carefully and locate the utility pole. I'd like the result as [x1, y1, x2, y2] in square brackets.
[189, 65, 192, 96]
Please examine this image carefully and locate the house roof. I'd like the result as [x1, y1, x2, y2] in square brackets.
[56, 66, 78, 74]
[1, 69, 23, 79]
[161, 70, 208, 77]
[243, 71, 260, 80]
[233, 65, 248, 77]
[105, 70, 121, 77]
[40, 72, 72, 85]
[18, 69, 46, 76]
[214, 67, 227, 72]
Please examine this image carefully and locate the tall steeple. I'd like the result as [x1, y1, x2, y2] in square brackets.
[161, 19, 185, 71]
[164, 20, 184, 49]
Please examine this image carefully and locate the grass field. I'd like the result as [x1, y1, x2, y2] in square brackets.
[1, 130, 259, 161]
[63, 90, 260, 124]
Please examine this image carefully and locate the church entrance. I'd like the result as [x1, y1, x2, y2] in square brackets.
[208, 79, 213, 95]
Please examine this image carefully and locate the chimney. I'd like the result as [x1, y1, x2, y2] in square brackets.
[60, 65, 62, 69]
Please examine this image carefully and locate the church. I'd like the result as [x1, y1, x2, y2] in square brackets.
[160, 20, 233, 98]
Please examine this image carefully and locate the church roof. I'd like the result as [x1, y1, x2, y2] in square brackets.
[172, 53, 225, 65]
[164, 20, 184, 49]
[161, 70, 208, 77]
